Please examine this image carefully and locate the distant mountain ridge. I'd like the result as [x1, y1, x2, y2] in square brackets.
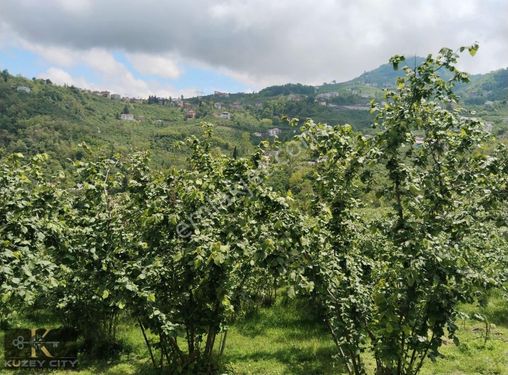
[346, 56, 427, 87]
[261, 57, 506, 105]
[459, 68, 508, 104]
[0, 57, 506, 170]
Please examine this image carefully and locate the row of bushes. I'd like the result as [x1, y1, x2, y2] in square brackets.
[1, 47, 507, 374]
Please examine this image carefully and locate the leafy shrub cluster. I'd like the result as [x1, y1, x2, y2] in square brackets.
[1, 46, 507, 374]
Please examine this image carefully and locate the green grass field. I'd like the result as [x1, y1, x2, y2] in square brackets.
[2, 294, 508, 374]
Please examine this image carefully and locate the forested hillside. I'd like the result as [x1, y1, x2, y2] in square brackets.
[0, 73, 265, 168]
[1, 58, 506, 171]
[460, 68, 508, 104]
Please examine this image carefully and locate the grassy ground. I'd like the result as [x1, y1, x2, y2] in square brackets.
[1, 295, 508, 374]
[224, 299, 340, 374]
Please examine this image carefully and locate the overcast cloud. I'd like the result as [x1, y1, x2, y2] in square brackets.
[0, 0, 506, 96]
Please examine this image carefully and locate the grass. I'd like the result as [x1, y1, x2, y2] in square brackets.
[224, 299, 340, 374]
[419, 290, 508, 375]
[420, 325, 508, 375]
[1, 295, 508, 374]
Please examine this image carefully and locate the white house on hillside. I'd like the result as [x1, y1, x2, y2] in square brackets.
[17, 86, 31, 93]
[267, 128, 281, 137]
[120, 113, 135, 121]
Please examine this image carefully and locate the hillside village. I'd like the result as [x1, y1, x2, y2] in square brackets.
[2, 60, 506, 172]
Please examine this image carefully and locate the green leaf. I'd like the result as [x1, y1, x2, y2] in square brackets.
[212, 252, 225, 265]
[468, 43, 479, 57]
[147, 293, 156, 303]
[287, 286, 296, 299]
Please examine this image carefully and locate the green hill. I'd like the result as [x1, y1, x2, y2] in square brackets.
[1, 59, 506, 169]
[457, 68, 508, 104]
[0, 73, 273, 168]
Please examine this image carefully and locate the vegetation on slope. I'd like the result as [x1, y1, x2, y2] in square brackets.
[0, 46, 507, 375]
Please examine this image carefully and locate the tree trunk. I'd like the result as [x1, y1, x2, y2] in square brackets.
[138, 319, 157, 368]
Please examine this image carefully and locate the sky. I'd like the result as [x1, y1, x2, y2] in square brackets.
[0, 0, 506, 98]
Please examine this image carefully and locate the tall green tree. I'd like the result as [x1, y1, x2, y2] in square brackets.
[1, 69, 9, 82]
[50, 150, 148, 357]
[0, 153, 63, 322]
[123, 125, 312, 373]
[302, 45, 508, 375]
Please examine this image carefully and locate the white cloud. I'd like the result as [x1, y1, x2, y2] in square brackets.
[54, 0, 92, 14]
[34, 49, 186, 98]
[14, 39, 186, 97]
[20, 41, 77, 66]
[39, 67, 90, 88]
[126, 52, 181, 79]
[1, 0, 507, 89]
[75, 50, 184, 97]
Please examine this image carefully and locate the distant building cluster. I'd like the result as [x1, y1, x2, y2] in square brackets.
[267, 128, 281, 137]
[120, 113, 135, 121]
[214, 91, 230, 98]
[11, 80, 313, 135]
[316, 92, 339, 100]
[252, 128, 282, 138]
[220, 111, 231, 120]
